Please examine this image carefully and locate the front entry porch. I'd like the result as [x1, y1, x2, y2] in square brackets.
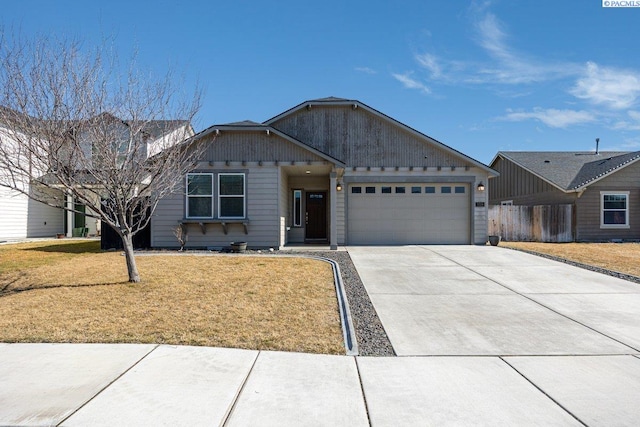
[281, 165, 342, 250]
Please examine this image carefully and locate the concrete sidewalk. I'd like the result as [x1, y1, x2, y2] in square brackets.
[3, 245, 640, 425]
[5, 343, 640, 426]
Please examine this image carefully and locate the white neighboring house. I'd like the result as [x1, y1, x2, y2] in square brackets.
[0, 120, 65, 241]
[0, 113, 194, 242]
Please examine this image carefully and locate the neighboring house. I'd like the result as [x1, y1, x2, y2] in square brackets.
[0, 112, 193, 241]
[152, 97, 497, 249]
[489, 151, 640, 241]
[0, 119, 64, 241]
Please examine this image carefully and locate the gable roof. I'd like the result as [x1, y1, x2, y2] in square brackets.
[187, 121, 346, 167]
[264, 97, 497, 175]
[493, 151, 640, 192]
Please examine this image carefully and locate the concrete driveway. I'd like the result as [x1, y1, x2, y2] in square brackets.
[347, 245, 640, 425]
[348, 245, 640, 356]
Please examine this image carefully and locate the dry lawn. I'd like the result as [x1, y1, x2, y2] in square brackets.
[500, 241, 640, 277]
[0, 240, 344, 354]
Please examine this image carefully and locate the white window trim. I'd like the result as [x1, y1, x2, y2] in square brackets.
[600, 191, 630, 229]
[292, 189, 303, 227]
[186, 173, 213, 218]
[218, 173, 246, 219]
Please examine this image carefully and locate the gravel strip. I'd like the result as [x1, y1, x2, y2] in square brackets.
[283, 251, 396, 357]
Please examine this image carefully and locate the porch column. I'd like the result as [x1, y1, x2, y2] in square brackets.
[66, 191, 74, 237]
[329, 172, 338, 250]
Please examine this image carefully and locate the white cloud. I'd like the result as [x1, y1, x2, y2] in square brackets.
[355, 67, 377, 75]
[411, 10, 579, 88]
[501, 108, 596, 128]
[415, 53, 443, 79]
[471, 13, 580, 84]
[392, 72, 431, 94]
[571, 62, 640, 110]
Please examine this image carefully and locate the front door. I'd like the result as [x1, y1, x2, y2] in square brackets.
[305, 191, 327, 240]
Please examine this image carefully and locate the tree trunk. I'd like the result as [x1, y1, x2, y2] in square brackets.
[121, 233, 141, 283]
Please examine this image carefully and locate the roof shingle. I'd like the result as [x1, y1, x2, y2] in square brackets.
[497, 151, 640, 191]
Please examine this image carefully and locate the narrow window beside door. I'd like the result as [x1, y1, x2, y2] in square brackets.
[293, 189, 302, 227]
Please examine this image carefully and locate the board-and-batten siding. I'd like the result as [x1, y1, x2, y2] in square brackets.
[575, 161, 640, 241]
[201, 132, 326, 163]
[270, 106, 471, 168]
[151, 167, 280, 248]
[489, 157, 576, 205]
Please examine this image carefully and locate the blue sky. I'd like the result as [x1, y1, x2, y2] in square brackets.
[2, 0, 640, 163]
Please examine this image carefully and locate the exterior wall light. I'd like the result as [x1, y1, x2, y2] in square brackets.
[336, 181, 343, 191]
[477, 182, 485, 191]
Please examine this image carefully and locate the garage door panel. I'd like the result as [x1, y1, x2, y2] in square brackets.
[347, 183, 470, 245]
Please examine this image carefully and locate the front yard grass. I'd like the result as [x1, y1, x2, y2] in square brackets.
[500, 241, 640, 278]
[0, 240, 344, 354]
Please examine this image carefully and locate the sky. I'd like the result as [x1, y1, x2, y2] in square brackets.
[2, 0, 640, 164]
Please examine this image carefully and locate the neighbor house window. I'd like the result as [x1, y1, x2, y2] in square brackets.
[186, 173, 213, 218]
[219, 173, 245, 218]
[293, 189, 302, 227]
[601, 192, 629, 228]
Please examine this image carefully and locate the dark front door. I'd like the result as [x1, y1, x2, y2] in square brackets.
[305, 191, 327, 240]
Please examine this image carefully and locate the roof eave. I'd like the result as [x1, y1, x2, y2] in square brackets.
[188, 124, 346, 167]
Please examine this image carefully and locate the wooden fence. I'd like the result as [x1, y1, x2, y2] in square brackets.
[488, 204, 574, 242]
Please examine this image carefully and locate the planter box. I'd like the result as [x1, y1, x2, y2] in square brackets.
[230, 242, 247, 253]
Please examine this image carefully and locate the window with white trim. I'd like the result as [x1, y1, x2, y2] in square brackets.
[186, 173, 213, 218]
[293, 189, 302, 227]
[601, 191, 629, 228]
[219, 173, 245, 218]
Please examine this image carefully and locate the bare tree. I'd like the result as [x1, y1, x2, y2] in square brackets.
[0, 32, 203, 282]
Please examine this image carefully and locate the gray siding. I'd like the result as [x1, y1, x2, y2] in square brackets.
[200, 132, 327, 163]
[489, 157, 576, 205]
[152, 166, 281, 249]
[278, 168, 288, 247]
[576, 161, 640, 241]
[270, 105, 472, 168]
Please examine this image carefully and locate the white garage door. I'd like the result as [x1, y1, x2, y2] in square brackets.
[347, 183, 471, 245]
